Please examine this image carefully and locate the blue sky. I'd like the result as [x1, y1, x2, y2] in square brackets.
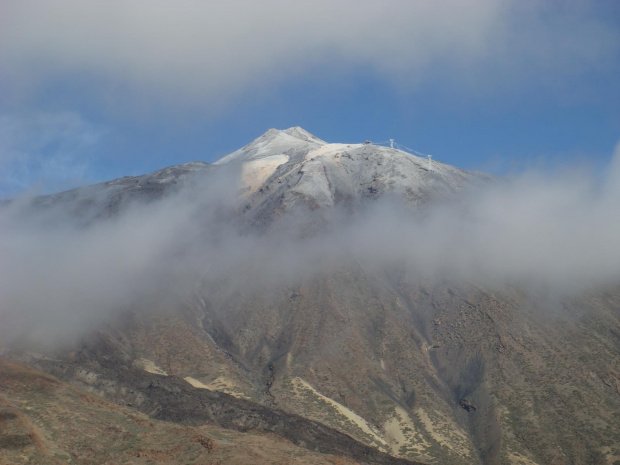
[1, 0, 620, 198]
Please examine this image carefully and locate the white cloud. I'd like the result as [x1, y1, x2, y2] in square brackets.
[2, 140, 620, 346]
[1, 1, 617, 110]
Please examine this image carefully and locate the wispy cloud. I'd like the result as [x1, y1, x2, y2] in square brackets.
[1, 1, 617, 111]
[1, 139, 619, 347]
[0, 112, 104, 197]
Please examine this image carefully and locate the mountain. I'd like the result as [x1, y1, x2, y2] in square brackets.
[219, 126, 489, 215]
[0, 358, 385, 465]
[10, 160, 212, 224]
[2, 128, 619, 465]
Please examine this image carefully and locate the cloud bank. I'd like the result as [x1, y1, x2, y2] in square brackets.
[1, 1, 618, 110]
[1, 142, 620, 347]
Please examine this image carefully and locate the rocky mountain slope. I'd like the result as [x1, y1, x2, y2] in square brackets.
[0, 358, 393, 465]
[2, 128, 619, 465]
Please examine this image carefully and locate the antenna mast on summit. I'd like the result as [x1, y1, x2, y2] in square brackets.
[427, 155, 433, 171]
[390, 138, 394, 149]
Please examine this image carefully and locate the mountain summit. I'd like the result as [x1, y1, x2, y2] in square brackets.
[2, 129, 619, 465]
[214, 127, 325, 165]
[215, 127, 489, 218]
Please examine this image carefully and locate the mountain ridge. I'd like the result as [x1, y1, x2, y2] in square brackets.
[2, 128, 619, 465]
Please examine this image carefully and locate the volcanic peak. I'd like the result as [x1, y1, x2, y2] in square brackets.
[214, 127, 325, 165]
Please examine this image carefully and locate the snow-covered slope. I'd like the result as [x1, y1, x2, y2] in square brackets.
[216, 127, 492, 220]
[10, 127, 488, 222]
[214, 127, 325, 166]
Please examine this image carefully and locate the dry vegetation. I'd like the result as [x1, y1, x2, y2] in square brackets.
[0, 358, 358, 465]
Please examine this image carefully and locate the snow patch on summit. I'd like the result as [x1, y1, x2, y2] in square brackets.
[214, 127, 324, 165]
[283, 126, 326, 144]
